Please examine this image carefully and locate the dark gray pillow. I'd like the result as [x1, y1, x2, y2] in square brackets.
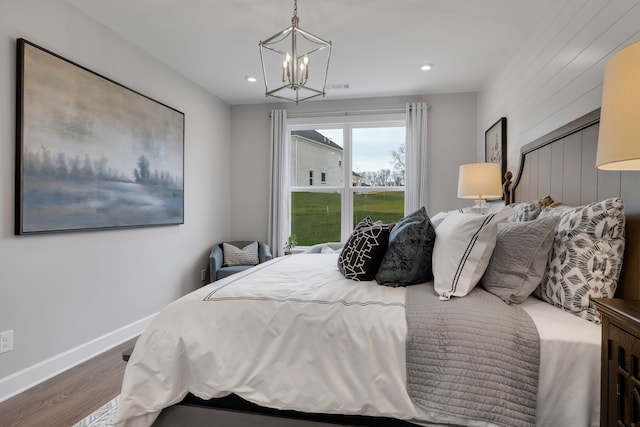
[375, 207, 436, 287]
[481, 215, 560, 304]
[337, 217, 393, 281]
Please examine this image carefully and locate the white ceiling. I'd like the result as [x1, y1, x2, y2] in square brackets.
[67, 0, 554, 106]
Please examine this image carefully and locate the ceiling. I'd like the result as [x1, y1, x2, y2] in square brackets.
[67, 0, 554, 106]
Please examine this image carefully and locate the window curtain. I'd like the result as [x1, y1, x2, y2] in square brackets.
[268, 109, 289, 257]
[404, 102, 429, 214]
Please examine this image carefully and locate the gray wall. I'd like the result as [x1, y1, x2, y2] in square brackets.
[0, 0, 230, 399]
[229, 92, 478, 242]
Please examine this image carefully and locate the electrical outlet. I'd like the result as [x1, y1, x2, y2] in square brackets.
[0, 330, 13, 354]
[200, 269, 207, 282]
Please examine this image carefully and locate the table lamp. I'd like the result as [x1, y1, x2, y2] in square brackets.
[457, 162, 503, 214]
[597, 40, 640, 170]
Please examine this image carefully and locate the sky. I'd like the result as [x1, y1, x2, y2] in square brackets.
[317, 127, 405, 173]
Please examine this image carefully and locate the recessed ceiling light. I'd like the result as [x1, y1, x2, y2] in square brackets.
[246, 76, 257, 83]
[420, 64, 433, 71]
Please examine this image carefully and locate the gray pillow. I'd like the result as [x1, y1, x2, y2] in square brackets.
[375, 207, 436, 287]
[480, 215, 560, 304]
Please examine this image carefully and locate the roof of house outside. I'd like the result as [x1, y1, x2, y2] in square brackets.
[291, 130, 342, 151]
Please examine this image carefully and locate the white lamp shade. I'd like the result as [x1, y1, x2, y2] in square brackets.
[597, 40, 640, 171]
[457, 162, 503, 199]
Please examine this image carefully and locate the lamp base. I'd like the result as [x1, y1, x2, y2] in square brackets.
[468, 199, 489, 215]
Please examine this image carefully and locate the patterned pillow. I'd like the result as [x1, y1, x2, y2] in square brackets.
[223, 241, 259, 266]
[535, 198, 625, 322]
[375, 207, 437, 287]
[338, 217, 393, 281]
[506, 196, 555, 222]
[432, 207, 514, 300]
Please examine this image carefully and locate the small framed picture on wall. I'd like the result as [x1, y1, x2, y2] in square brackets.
[485, 117, 507, 181]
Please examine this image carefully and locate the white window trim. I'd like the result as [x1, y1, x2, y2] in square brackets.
[288, 114, 405, 243]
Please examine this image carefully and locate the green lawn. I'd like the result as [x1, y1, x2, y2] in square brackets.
[291, 191, 404, 246]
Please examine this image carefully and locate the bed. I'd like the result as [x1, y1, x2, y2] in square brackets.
[114, 109, 637, 427]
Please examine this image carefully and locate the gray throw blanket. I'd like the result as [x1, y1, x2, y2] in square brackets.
[405, 285, 540, 427]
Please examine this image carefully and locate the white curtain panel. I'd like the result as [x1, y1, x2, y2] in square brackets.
[268, 109, 289, 257]
[405, 102, 429, 214]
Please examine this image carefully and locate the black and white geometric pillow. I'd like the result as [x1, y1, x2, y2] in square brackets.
[536, 197, 625, 323]
[338, 217, 393, 281]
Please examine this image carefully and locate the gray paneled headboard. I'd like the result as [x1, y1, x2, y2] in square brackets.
[511, 108, 640, 299]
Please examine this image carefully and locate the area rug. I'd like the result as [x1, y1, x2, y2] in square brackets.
[73, 395, 119, 427]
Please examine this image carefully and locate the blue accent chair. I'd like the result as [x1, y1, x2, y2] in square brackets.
[209, 241, 273, 282]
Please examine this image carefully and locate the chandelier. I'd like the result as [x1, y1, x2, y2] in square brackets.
[259, 0, 332, 104]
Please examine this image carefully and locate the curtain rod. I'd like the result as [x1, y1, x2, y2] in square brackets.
[269, 105, 430, 119]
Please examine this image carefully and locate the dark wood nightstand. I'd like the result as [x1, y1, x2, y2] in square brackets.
[593, 298, 640, 427]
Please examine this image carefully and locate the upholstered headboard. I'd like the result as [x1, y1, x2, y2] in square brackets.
[511, 108, 640, 299]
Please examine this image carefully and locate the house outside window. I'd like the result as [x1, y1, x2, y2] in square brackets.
[288, 116, 406, 246]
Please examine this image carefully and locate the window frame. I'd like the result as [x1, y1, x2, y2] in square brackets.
[288, 113, 405, 245]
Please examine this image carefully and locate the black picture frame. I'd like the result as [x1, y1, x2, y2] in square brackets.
[16, 38, 185, 234]
[485, 117, 507, 184]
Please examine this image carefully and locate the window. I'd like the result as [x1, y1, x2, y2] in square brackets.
[289, 117, 406, 246]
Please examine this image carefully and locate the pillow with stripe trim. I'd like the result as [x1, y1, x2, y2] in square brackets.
[432, 207, 514, 300]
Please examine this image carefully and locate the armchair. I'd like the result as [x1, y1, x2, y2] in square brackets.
[209, 241, 273, 282]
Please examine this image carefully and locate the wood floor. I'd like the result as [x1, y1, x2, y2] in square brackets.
[0, 337, 137, 427]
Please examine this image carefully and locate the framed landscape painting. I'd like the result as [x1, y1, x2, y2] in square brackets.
[15, 38, 185, 234]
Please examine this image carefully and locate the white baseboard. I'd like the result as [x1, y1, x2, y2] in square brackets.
[0, 313, 156, 403]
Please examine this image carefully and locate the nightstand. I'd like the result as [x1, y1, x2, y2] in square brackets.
[593, 298, 640, 427]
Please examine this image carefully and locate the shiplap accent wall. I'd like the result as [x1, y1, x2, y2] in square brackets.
[512, 111, 640, 299]
[478, 0, 640, 174]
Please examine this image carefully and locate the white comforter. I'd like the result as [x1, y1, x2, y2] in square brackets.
[114, 254, 601, 427]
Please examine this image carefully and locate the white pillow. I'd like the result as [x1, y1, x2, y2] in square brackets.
[432, 207, 514, 300]
[320, 245, 340, 254]
[223, 241, 259, 266]
[430, 209, 461, 228]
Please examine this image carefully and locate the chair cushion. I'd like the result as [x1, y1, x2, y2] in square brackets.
[217, 265, 252, 280]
